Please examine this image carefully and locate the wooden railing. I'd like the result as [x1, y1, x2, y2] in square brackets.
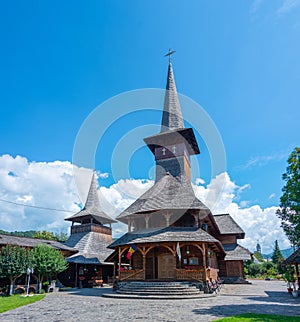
[71, 223, 112, 235]
[119, 269, 144, 281]
[175, 269, 206, 281]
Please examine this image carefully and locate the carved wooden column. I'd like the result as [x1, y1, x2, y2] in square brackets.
[118, 247, 121, 278]
[145, 214, 150, 229]
[192, 213, 199, 227]
[128, 218, 132, 232]
[140, 246, 146, 280]
[164, 212, 172, 227]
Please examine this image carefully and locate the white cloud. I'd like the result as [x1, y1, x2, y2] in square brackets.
[277, 0, 300, 15]
[0, 154, 289, 254]
[193, 172, 290, 254]
[240, 200, 250, 208]
[237, 151, 288, 170]
[0, 154, 80, 233]
[251, 0, 264, 14]
[195, 178, 205, 185]
[97, 171, 109, 179]
[251, 0, 300, 16]
[269, 193, 276, 199]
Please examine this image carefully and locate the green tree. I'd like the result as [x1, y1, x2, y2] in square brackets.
[272, 240, 284, 264]
[31, 244, 68, 291]
[54, 231, 69, 242]
[0, 245, 31, 295]
[34, 230, 56, 240]
[248, 263, 261, 277]
[276, 147, 300, 247]
[253, 251, 264, 262]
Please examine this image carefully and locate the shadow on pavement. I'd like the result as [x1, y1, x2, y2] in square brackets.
[60, 287, 114, 297]
[192, 303, 300, 319]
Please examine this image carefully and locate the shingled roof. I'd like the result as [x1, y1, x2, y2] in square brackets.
[160, 62, 184, 132]
[116, 173, 210, 222]
[223, 243, 252, 261]
[65, 172, 116, 225]
[64, 231, 114, 264]
[144, 62, 200, 156]
[214, 214, 245, 239]
[282, 248, 300, 265]
[108, 226, 223, 250]
[0, 233, 76, 253]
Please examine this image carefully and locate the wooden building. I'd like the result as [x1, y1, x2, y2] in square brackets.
[106, 59, 251, 283]
[60, 172, 116, 287]
[0, 233, 76, 293]
[282, 248, 300, 287]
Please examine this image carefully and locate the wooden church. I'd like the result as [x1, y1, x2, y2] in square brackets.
[59, 172, 116, 287]
[106, 57, 251, 283]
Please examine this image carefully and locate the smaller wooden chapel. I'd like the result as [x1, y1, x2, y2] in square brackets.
[106, 56, 251, 283]
[59, 172, 116, 287]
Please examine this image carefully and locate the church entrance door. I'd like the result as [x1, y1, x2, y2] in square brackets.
[158, 253, 175, 279]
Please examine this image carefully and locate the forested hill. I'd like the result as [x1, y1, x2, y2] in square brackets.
[0, 229, 37, 238]
[0, 229, 68, 241]
[262, 247, 294, 259]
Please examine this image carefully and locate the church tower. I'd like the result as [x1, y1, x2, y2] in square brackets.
[62, 172, 116, 287]
[144, 60, 199, 182]
[115, 52, 212, 232]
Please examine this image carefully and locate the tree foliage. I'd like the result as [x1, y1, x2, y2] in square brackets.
[0, 245, 31, 295]
[0, 244, 68, 295]
[34, 230, 68, 242]
[248, 263, 261, 277]
[0, 229, 69, 242]
[271, 240, 284, 264]
[33, 230, 56, 240]
[253, 251, 264, 262]
[31, 244, 68, 289]
[0, 230, 36, 238]
[276, 147, 300, 247]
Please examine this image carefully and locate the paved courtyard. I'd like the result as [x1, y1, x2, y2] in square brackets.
[1, 280, 299, 321]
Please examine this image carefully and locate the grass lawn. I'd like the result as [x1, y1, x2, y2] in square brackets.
[0, 294, 45, 313]
[216, 313, 300, 321]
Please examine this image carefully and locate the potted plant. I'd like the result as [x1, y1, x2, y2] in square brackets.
[283, 268, 295, 293]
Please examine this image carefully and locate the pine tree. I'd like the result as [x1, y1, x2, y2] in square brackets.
[271, 240, 284, 264]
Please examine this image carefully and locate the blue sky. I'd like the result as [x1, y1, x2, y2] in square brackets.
[0, 1, 299, 252]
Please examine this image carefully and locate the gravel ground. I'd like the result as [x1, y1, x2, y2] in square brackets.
[1, 279, 299, 322]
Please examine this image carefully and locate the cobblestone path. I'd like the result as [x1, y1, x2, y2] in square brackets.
[1, 280, 299, 321]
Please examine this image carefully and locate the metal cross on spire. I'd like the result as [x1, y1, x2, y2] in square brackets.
[164, 48, 176, 63]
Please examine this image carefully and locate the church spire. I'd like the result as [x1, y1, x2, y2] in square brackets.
[84, 171, 101, 210]
[65, 170, 116, 225]
[143, 53, 200, 182]
[161, 52, 184, 132]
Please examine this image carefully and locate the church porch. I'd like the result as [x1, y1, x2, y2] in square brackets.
[112, 242, 221, 283]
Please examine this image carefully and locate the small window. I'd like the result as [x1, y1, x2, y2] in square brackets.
[189, 257, 199, 265]
[183, 258, 188, 265]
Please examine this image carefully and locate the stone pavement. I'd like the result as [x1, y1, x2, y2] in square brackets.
[1, 280, 299, 322]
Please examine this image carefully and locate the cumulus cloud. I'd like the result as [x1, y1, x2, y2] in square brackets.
[0, 154, 289, 254]
[193, 172, 290, 253]
[0, 154, 80, 233]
